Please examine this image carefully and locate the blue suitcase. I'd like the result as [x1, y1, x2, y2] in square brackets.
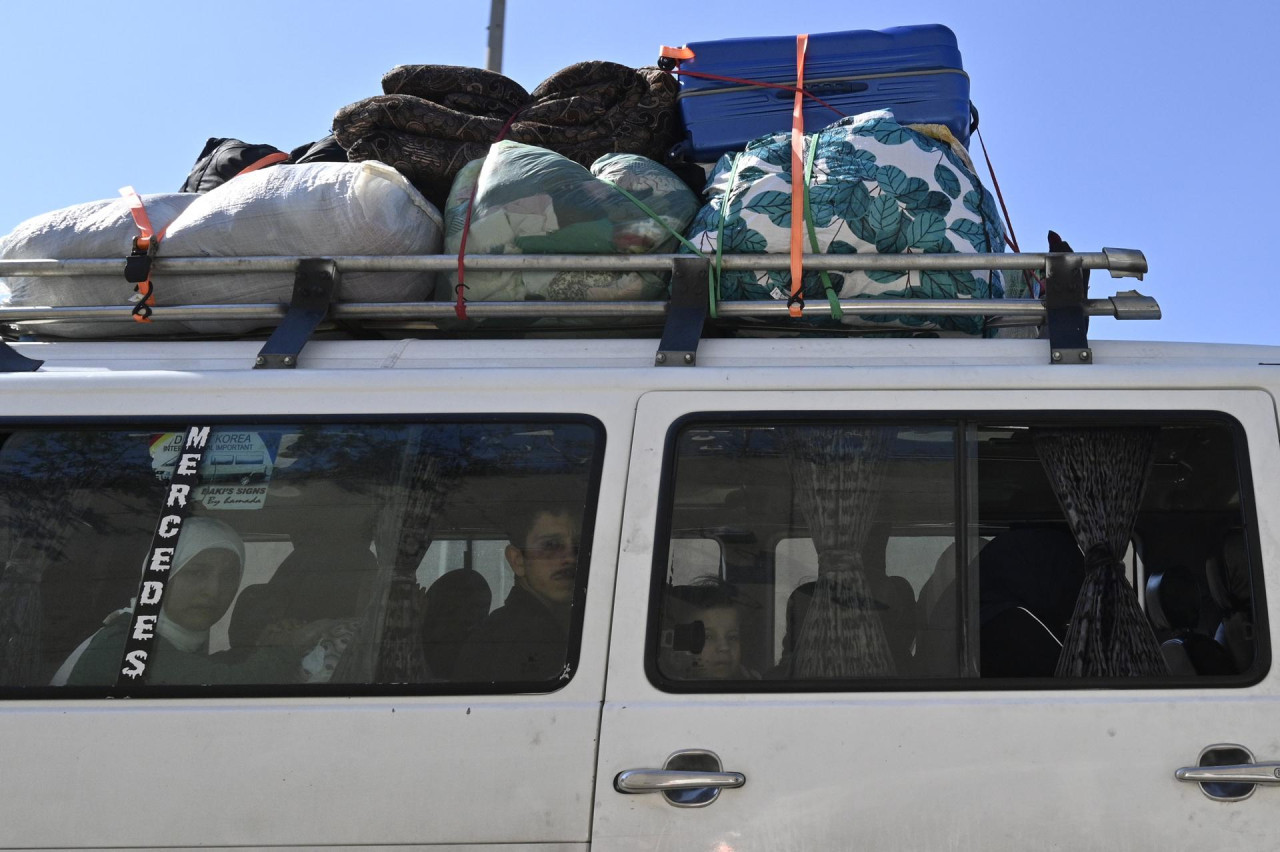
[670, 24, 971, 162]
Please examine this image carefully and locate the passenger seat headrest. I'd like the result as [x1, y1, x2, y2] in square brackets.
[1206, 530, 1250, 610]
[1145, 568, 1201, 632]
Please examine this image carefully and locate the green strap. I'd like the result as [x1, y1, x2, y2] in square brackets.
[600, 178, 716, 317]
[601, 180, 708, 259]
[711, 154, 746, 320]
[802, 132, 842, 320]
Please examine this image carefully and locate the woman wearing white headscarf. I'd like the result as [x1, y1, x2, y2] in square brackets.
[55, 517, 297, 686]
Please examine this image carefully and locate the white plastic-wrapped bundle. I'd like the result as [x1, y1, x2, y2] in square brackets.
[1, 161, 443, 336]
[0, 192, 198, 335]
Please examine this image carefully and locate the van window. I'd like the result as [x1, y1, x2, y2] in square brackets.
[651, 417, 1263, 688]
[669, 538, 724, 586]
[0, 419, 602, 696]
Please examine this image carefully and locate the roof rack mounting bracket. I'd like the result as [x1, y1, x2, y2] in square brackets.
[1044, 253, 1091, 365]
[656, 256, 710, 367]
[0, 339, 42, 373]
[254, 258, 339, 369]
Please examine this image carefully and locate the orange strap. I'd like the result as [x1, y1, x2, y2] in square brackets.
[234, 150, 288, 177]
[119, 186, 166, 323]
[788, 34, 809, 318]
[659, 45, 695, 63]
[116, 154, 287, 324]
[121, 185, 160, 246]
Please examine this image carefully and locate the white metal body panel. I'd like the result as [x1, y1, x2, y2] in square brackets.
[592, 389, 1280, 852]
[2, 337, 1280, 849]
[0, 374, 635, 849]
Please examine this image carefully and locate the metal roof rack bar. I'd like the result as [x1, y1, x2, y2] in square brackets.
[0, 249, 1156, 369]
[0, 294, 1157, 325]
[0, 249, 1148, 277]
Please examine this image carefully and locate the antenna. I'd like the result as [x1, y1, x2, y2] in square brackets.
[486, 0, 506, 73]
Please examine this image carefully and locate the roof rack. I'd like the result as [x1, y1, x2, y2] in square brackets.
[0, 248, 1152, 372]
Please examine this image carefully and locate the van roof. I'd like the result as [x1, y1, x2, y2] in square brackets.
[10, 337, 1280, 374]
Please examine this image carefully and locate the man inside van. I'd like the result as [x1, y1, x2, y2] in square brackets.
[454, 505, 580, 683]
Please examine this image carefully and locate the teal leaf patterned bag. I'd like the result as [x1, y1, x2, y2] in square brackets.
[682, 109, 1009, 335]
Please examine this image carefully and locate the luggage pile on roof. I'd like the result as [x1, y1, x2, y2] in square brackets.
[1, 25, 1037, 339]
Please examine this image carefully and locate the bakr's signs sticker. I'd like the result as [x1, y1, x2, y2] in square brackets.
[150, 430, 275, 510]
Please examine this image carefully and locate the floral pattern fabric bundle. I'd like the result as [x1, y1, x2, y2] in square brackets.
[684, 110, 1014, 335]
[441, 141, 697, 302]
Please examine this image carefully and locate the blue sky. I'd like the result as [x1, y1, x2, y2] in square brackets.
[1, 1, 1274, 345]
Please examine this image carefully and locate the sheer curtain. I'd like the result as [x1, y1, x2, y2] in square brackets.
[1034, 427, 1167, 677]
[334, 431, 446, 683]
[787, 426, 896, 678]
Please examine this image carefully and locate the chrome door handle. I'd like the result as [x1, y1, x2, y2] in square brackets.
[1176, 763, 1280, 784]
[615, 769, 746, 794]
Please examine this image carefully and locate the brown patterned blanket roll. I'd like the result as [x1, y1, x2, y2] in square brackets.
[332, 62, 680, 207]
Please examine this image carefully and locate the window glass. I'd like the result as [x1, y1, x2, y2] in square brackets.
[669, 539, 724, 587]
[0, 420, 602, 696]
[653, 417, 1262, 688]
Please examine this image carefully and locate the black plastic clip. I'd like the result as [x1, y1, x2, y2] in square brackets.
[254, 258, 339, 369]
[124, 236, 157, 284]
[125, 236, 160, 321]
[656, 256, 710, 367]
[1043, 252, 1091, 365]
[0, 338, 42, 372]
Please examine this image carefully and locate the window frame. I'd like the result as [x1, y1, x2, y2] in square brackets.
[644, 409, 1269, 693]
[0, 412, 607, 700]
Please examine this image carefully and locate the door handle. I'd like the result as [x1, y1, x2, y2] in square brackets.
[1175, 763, 1280, 785]
[1178, 744, 1277, 801]
[615, 769, 746, 794]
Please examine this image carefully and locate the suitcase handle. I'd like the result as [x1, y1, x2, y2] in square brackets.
[772, 80, 867, 99]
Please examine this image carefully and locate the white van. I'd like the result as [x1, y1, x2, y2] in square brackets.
[0, 248, 1277, 850]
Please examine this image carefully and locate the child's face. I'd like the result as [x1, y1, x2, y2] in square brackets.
[164, 549, 241, 631]
[689, 606, 741, 679]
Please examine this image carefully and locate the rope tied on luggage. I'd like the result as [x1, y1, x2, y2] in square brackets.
[972, 125, 1044, 297]
[664, 37, 844, 320]
[595, 178, 717, 317]
[657, 45, 848, 119]
[661, 40, 1033, 310]
[801, 131, 842, 320]
[454, 107, 527, 320]
[711, 153, 744, 320]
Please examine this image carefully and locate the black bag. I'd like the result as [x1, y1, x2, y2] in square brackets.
[179, 137, 287, 193]
[287, 134, 349, 165]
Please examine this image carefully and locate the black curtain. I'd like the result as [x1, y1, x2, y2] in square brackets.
[1034, 428, 1167, 677]
[787, 426, 896, 678]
